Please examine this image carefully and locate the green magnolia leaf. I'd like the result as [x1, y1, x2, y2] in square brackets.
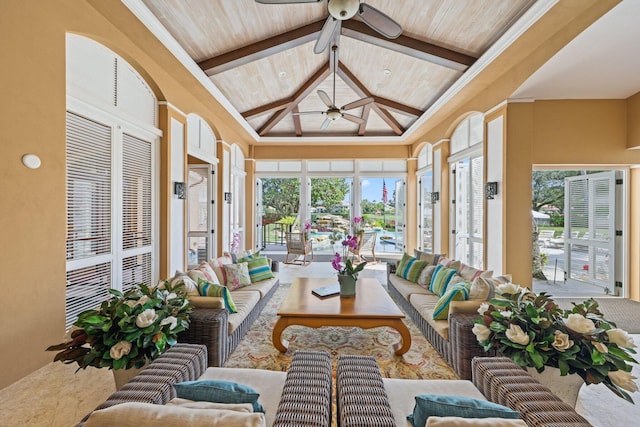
[558, 358, 569, 375]
[530, 351, 544, 368]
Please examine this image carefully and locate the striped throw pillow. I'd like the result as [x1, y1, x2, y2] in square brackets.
[432, 282, 470, 320]
[197, 278, 237, 313]
[245, 256, 275, 283]
[396, 253, 428, 283]
[429, 265, 458, 296]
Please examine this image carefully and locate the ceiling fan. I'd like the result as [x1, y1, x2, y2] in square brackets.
[293, 46, 373, 131]
[255, 0, 402, 54]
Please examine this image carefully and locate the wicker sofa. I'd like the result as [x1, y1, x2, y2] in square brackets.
[178, 261, 280, 367]
[78, 344, 332, 427]
[387, 261, 491, 380]
[336, 354, 592, 427]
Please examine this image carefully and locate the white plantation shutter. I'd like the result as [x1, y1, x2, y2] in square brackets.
[565, 172, 616, 288]
[65, 112, 113, 325]
[121, 133, 153, 292]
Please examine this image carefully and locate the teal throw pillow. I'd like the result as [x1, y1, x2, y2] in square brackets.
[396, 253, 427, 283]
[407, 394, 520, 427]
[429, 265, 458, 296]
[245, 256, 275, 283]
[173, 379, 265, 413]
[197, 278, 237, 313]
[432, 282, 470, 320]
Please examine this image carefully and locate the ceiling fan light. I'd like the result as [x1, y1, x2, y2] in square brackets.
[328, 0, 359, 20]
[326, 110, 342, 120]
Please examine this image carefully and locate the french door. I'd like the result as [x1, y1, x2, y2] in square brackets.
[450, 155, 483, 268]
[187, 164, 216, 268]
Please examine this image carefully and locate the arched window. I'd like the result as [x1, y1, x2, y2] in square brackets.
[65, 34, 159, 327]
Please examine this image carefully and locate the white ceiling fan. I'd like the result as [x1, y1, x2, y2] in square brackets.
[293, 45, 373, 131]
[255, 0, 402, 54]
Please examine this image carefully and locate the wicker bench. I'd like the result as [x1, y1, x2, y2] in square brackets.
[78, 344, 332, 427]
[336, 354, 592, 427]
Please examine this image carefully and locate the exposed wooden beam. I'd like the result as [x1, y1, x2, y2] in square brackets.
[341, 20, 476, 71]
[373, 96, 423, 117]
[292, 105, 302, 137]
[242, 97, 293, 120]
[358, 104, 371, 136]
[258, 63, 331, 136]
[337, 62, 403, 135]
[199, 20, 325, 75]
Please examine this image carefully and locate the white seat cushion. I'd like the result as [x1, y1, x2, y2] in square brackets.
[198, 367, 287, 427]
[383, 378, 486, 427]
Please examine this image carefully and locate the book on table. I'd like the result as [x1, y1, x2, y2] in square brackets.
[311, 284, 340, 298]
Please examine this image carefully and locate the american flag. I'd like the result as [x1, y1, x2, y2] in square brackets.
[382, 179, 388, 204]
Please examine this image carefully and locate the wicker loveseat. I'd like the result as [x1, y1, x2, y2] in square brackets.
[178, 257, 280, 367]
[336, 354, 592, 427]
[78, 344, 332, 427]
[387, 259, 491, 380]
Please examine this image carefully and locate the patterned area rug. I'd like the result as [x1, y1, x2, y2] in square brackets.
[224, 281, 457, 381]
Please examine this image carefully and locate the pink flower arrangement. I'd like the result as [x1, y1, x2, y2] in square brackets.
[331, 235, 366, 279]
[352, 216, 363, 234]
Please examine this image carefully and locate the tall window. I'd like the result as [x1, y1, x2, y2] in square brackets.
[65, 35, 158, 327]
[449, 114, 484, 268]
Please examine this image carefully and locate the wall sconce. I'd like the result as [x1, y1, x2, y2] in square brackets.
[173, 182, 186, 199]
[485, 182, 498, 200]
[430, 191, 440, 204]
[224, 192, 232, 204]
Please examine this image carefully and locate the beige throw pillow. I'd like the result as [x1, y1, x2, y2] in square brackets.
[469, 274, 512, 300]
[84, 402, 266, 427]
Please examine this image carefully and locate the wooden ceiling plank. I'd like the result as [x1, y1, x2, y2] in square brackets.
[373, 96, 423, 117]
[199, 20, 325, 75]
[242, 97, 294, 119]
[258, 62, 331, 136]
[341, 20, 476, 71]
[337, 63, 403, 135]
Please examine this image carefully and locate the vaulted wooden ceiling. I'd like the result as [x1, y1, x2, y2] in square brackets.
[141, 0, 536, 139]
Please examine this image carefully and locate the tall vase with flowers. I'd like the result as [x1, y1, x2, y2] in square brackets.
[331, 235, 367, 297]
[472, 283, 638, 405]
[47, 282, 192, 389]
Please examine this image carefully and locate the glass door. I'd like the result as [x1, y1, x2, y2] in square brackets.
[394, 179, 406, 252]
[187, 165, 215, 267]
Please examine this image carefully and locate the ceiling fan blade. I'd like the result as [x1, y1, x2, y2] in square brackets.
[341, 96, 374, 111]
[255, 0, 322, 4]
[320, 117, 332, 130]
[317, 90, 334, 108]
[341, 113, 365, 125]
[314, 16, 340, 54]
[292, 111, 325, 115]
[357, 3, 402, 39]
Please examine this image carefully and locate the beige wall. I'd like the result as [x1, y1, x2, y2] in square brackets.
[503, 99, 640, 296]
[0, 0, 254, 389]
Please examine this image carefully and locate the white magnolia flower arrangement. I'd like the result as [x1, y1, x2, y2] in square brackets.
[47, 282, 192, 370]
[473, 284, 638, 403]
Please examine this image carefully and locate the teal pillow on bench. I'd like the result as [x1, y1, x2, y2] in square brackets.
[408, 394, 520, 427]
[174, 379, 265, 413]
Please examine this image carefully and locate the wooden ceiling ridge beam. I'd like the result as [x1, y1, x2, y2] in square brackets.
[258, 62, 331, 136]
[341, 20, 476, 71]
[242, 97, 294, 119]
[373, 96, 423, 117]
[199, 19, 325, 75]
[337, 62, 403, 135]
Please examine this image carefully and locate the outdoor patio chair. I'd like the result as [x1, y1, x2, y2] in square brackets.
[349, 231, 377, 263]
[284, 231, 314, 265]
[538, 229, 555, 247]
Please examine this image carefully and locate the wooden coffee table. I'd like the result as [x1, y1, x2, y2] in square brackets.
[272, 277, 411, 355]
